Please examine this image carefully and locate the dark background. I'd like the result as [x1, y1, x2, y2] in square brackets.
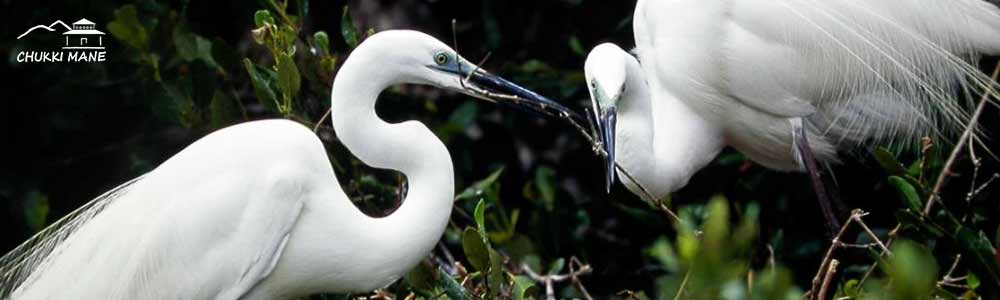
[2, 0, 999, 297]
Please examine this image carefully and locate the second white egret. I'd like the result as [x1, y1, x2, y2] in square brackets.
[585, 0, 1000, 227]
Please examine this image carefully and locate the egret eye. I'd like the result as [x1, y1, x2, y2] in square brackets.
[434, 52, 450, 65]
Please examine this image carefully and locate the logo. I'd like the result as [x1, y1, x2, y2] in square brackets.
[15, 18, 108, 63]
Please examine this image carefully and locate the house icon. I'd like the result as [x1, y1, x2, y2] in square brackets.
[62, 18, 104, 50]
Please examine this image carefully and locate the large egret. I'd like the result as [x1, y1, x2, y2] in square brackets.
[585, 0, 1000, 227]
[0, 30, 578, 299]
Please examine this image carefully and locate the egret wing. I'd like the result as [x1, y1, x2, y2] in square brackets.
[635, 0, 1000, 148]
[2, 165, 307, 300]
[0, 176, 144, 298]
[726, 0, 1000, 145]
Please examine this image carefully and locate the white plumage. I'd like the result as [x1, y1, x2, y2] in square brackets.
[586, 0, 1000, 200]
[0, 30, 570, 299]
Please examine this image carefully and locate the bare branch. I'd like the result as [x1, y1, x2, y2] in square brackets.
[852, 213, 891, 255]
[924, 63, 1000, 216]
[808, 210, 860, 299]
[818, 260, 840, 300]
[521, 257, 593, 300]
[313, 108, 332, 132]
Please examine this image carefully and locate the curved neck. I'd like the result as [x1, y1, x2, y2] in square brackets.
[328, 45, 455, 286]
[616, 54, 724, 199]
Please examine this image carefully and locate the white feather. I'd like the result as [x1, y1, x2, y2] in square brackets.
[634, 0, 1000, 170]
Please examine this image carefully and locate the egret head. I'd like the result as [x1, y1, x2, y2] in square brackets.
[357, 30, 579, 120]
[584, 43, 628, 193]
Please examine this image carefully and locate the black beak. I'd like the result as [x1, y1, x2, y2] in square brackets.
[466, 69, 587, 124]
[598, 107, 617, 193]
[434, 59, 587, 125]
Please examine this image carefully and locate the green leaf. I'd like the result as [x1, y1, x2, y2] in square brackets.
[161, 81, 197, 128]
[462, 227, 490, 272]
[107, 4, 148, 50]
[968, 272, 981, 291]
[243, 58, 279, 112]
[645, 237, 679, 271]
[174, 25, 197, 61]
[313, 31, 330, 55]
[456, 167, 504, 201]
[193, 37, 217, 67]
[839, 279, 861, 299]
[341, 6, 360, 48]
[874, 148, 907, 176]
[173, 25, 218, 68]
[704, 195, 731, 250]
[439, 268, 466, 300]
[547, 258, 565, 275]
[209, 90, 236, 129]
[276, 52, 301, 98]
[512, 275, 538, 300]
[568, 35, 585, 57]
[488, 209, 519, 243]
[474, 198, 487, 230]
[889, 176, 923, 212]
[996, 224, 1000, 249]
[521, 255, 542, 273]
[23, 190, 49, 233]
[211, 38, 239, 70]
[534, 166, 556, 212]
[896, 210, 945, 238]
[503, 234, 537, 265]
[487, 248, 505, 298]
[953, 227, 1000, 287]
[254, 10, 275, 27]
[447, 102, 479, 128]
[404, 262, 436, 291]
[886, 240, 938, 299]
[296, 0, 310, 21]
[277, 25, 297, 54]
[319, 56, 338, 78]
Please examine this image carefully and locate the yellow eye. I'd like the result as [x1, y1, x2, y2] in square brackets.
[434, 52, 449, 65]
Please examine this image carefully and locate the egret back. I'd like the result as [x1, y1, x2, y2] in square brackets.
[0, 176, 143, 298]
[635, 0, 1000, 164]
[0, 120, 318, 299]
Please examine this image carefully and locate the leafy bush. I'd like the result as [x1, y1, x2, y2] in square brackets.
[4, 0, 1000, 299]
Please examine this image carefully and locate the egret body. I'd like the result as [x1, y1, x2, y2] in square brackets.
[0, 30, 571, 299]
[586, 0, 1000, 205]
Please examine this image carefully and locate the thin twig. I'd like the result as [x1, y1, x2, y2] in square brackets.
[818, 260, 839, 300]
[835, 242, 877, 249]
[571, 107, 683, 224]
[939, 254, 963, 288]
[674, 268, 691, 300]
[436, 242, 457, 275]
[973, 173, 999, 196]
[852, 213, 891, 255]
[859, 62, 1000, 287]
[313, 108, 332, 132]
[808, 210, 859, 299]
[568, 257, 594, 300]
[521, 257, 593, 300]
[923, 63, 1000, 216]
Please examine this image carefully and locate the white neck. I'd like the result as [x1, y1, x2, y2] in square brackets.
[260, 42, 455, 298]
[615, 54, 724, 199]
[331, 42, 455, 283]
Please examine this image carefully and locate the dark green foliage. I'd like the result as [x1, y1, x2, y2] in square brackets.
[4, 0, 1000, 299]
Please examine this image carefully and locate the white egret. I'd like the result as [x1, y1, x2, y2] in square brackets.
[584, 0, 1000, 227]
[0, 30, 578, 299]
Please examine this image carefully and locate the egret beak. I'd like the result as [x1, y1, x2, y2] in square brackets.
[597, 107, 617, 193]
[433, 59, 587, 124]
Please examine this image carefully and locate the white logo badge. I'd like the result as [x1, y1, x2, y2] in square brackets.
[16, 18, 108, 63]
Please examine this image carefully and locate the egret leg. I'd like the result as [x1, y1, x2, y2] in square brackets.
[791, 118, 841, 234]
